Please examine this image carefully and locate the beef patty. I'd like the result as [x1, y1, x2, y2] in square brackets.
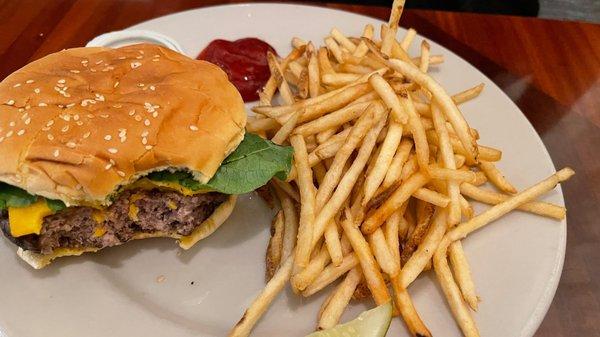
[0, 189, 228, 255]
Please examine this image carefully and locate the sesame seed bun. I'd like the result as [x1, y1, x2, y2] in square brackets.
[0, 44, 246, 206]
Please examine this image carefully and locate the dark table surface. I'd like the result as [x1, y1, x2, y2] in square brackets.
[0, 1, 599, 336]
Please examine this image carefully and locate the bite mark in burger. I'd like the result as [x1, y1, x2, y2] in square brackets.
[0, 44, 293, 269]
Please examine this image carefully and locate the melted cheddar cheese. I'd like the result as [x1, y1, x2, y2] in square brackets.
[8, 200, 54, 237]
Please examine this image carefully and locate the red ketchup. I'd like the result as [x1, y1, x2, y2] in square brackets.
[197, 38, 276, 102]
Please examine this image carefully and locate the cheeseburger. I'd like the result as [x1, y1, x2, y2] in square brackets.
[0, 44, 292, 269]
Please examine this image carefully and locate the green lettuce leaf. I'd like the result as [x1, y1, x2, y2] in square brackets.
[148, 133, 293, 194]
[46, 199, 67, 212]
[0, 183, 37, 210]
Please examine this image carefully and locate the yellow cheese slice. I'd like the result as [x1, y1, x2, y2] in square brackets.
[8, 200, 54, 237]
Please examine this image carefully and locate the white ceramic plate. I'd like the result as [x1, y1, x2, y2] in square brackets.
[0, 4, 566, 337]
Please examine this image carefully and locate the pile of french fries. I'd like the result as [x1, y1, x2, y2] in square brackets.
[229, 1, 574, 336]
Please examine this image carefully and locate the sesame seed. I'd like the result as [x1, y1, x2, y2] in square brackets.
[9, 121, 15, 127]
[6, 99, 15, 105]
[141, 130, 149, 137]
[95, 60, 103, 65]
[95, 94, 105, 101]
[134, 115, 142, 122]
[100, 114, 109, 118]
[17, 129, 25, 136]
[149, 85, 156, 91]
[53, 149, 60, 157]
[131, 62, 142, 69]
[104, 135, 112, 141]
[118, 129, 127, 137]
[38, 102, 48, 107]
[81, 59, 88, 64]
[21, 113, 28, 119]
[128, 110, 135, 116]
[73, 114, 79, 120]
[142, 137, 148, 145]
[114, 81, 120, 88]
[118, 56, 126, 60]
[109, 159, 115, 165]
[104, 163, 112, 170]
[87, 114, 94, 119]
[25, 105, 30, 110]
[120, 137, 126, 143]
[61, 114, 71, 121]
[108, 148, 118, 154]
[153, 54, 160, 58]
[13, 83, 21, 88]
[70, 70, 80, 74]
[136, 55, 143, 59]
[139, 50, 145, 55]
[189, 125, 199, 131]
[61, 125, 69, 133]
[152, 58, 159, 62]
[66, 141, 76, 148]
[117, 170, 125, 177]
[26, 80, 34, 84]
[90, 69, 96, 72]
[138, 83, 145, 87]
[34, 88, 40, 94]
[83, 131, 91, 139]
[76, 121, 83, 126]
[58, 104, 65, 109]
[152, 111, 158, 118]
[113, 104, 122, 109]
[6, 131, 13, 137]
[58, 79, 66, 84]
[66, 103, 75, 108]
[145, 145, 153, 150]
[47, 134, 54, 140]
[144, 119, 150, 126]
[18, 108, 24, 112]
[24, 118, 31, 125]
[46, 120, 54, 127]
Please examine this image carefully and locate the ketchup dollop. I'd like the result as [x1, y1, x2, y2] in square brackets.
[197, 38, 277, 102]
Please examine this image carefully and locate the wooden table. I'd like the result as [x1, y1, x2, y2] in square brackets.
[1, 1, 598, 336]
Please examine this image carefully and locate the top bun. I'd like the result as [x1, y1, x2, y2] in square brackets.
[0, 44, 246, 206]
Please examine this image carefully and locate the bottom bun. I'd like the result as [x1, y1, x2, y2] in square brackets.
[17, 195, 237, 269]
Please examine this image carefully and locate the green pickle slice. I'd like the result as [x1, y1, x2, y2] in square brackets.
[306, 302, 392, 337]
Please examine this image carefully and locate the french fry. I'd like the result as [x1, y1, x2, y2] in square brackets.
[266, 211, 285, 280]
[383, 139, 414, 188]
[271, 111, 299, 145]
[324, 37, 345, 63]
[429, 166, 476, 183]
[318, 267, 363, 330]
[398, 91, 430, 173]
[387, 59, 478, 163]
[479, 160, 518, 194]
[411, 54, 444, 66]
[267, 52, 295, 105]
[316, 128, 337, 144]
[330, 28, 357, 52]
[419, 40, 431, 73]
[272, 183, 299, 263]
[228, 254, 294, 337]
[341, 209, 391, 306]
[314, 107, 375, 212]
[290, 135, 316, 268]
[472, 171, 488, 186]
[369, 227, 400, 276]
[302, 253, 360, 297]
[324, 220, 343, 266]
[363, 120, 404, 205]
[293, 101, 371, 136]
[400, 208, 447, 287]
[413, 187, 450, 207]
[381, 0, 406, 55]
[400, 201, 434, 265]
[313, 161, 327, 186]
[460, 182, 566, 219]
[247, 117, 280, 133]
[318, 47, 336, 76]
[311, 104, 387, 248]
[272, 179, 300, 202]
[292, 245, 330, 291]
[369, 73, 409, 123]
[338, 63, 374, 74]
[322, 73, 362, 86]
[400, 28, 417, 51]
[362, 171, 430, 234]
[384, 210, 402, 263]
[449, 241, 479, 310]
[391, 280, 432, 337]
[292, 37, 307, 48]
[306, 43, 321, 98]
[453, 83, 485, 104]
[261, 45, 307, 106]
[434, 168, 574, 337]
